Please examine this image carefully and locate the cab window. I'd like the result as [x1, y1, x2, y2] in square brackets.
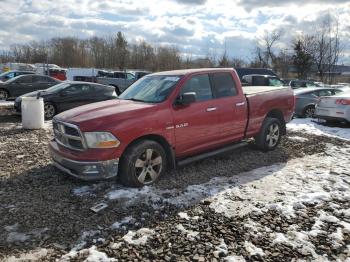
[211, 73, 237, 98]
[180, 74, 213, 102]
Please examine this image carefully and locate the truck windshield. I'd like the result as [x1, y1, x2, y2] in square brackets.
[119, 75, 182, 103]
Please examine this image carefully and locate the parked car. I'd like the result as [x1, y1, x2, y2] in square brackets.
[128, 70, 151, 80]
[289, 79, 321, 89]
[315, 90, 350, 123]
[0, 74, 60, 100]
[96, 71, 137, 95]
[49, 68, 294, 187]
[294, 88, 343, 118]
[235, 68, 278, 81]
[14, 82, 117, 119]
[0, 71, 35, 82]
[242, 74, 283, 87]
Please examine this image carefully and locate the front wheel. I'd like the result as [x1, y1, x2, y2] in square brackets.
[0, 89, 9, 101]
[119, 140, 167, 187]
[255, 117, 282, 151]
[44, 102, 56, 119]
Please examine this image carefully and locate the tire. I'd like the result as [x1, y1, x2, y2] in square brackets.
[255, 117, 282, 151]
[303, 105, 315, 118]
[44, 102, 56, 119]
[114, 86, 121, 95]
[119, 140, 167, 187]
[0, 89, 9, 101]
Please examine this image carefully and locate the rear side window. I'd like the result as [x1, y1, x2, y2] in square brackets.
[316, 90, 333, 97]
[180, 74, 213, 102]
[211, 73, 237, 98]
[18, 75, 33, 83]
[64, 84, 94, 94]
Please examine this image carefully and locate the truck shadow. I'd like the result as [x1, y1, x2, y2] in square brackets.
[0, 131, 343, 258]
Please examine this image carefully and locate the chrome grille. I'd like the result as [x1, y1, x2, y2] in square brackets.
[53, 120, 85, 151]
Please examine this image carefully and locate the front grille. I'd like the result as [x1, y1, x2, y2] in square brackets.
[53, 120, 85, 151]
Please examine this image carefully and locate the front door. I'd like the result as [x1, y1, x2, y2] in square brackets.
[172, 73, 221, 157]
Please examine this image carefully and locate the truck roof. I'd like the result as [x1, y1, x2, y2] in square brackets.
[150, 68, 235, 76]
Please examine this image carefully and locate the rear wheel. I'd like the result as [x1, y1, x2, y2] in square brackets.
[255, 117, 282, 151]
[0, 89, 9, 100]
[303, 105, 315, 118]
[44, 102, 56, 119]
[119, 140, 167, 187]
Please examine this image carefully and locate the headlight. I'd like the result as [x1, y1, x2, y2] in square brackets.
[84, 132, 120, 148]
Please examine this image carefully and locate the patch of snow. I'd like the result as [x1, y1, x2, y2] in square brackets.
[84, 246, 117, 262]
[122, 228, 154, 245]
[4, 248, 49, 262]
[0, 101, 14, 107]
[6, 232, 30, 243]
[72, 186, 94, 196]
[288, 136, 309, 142]
[111, 216, 133, 229]
[176, 224, 199, 240]
[287, 118, 350, 141]
[224, 256, 246, 262]
[244, 241, 264, 257]
[213, 239, 229, 257]
[178, 212, 190, 220]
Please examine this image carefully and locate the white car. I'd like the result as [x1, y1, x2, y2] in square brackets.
[315, 90, 350, 123]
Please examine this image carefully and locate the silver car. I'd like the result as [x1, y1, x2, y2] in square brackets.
[294, 88, 343, 118]
[315, 90, 350, 123]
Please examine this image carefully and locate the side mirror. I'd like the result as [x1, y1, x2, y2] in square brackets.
[176, 92, 196, 106]
[60, 90, 67, 96]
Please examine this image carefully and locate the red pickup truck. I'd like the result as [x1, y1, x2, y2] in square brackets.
[49, 68, 294, 187]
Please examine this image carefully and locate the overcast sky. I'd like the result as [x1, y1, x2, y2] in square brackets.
[1, 0, 349, 64]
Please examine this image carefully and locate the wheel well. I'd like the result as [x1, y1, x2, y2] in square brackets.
[266, 109, 286, 134]
[122, 134, 176, 169]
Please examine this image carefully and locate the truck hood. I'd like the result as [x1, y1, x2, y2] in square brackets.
[55, 99, 157, 130]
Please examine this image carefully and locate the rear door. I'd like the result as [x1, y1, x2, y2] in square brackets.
[172, 73, 221, 156]
[210, 72, 247, 141]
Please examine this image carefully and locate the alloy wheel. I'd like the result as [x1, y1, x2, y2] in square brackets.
[305, 107, 315, 118]
[266, 123, 280, 147]
[44, 103, 55, 119]
[134, 148, 163, 185]
[0, 90, 8, 100]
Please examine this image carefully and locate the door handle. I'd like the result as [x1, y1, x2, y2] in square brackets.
[235, 102, 245, 107]
[206, 107, 217, 112]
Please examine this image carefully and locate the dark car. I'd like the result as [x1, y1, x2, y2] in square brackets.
[294, 87, 343, 118]
[242, 74, 283, 87]
[235, 68, 278, 81]
[0, 70, 35, 82]
[0, 74, 60, 100]
[14, 82, 118, 119]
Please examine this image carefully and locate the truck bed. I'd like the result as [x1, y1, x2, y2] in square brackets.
[243, 86, 290, 96]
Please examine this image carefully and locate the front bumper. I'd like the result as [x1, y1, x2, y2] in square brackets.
[49, 140, 119, 181]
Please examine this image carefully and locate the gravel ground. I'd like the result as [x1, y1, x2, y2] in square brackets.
[0, 115, 349, 261]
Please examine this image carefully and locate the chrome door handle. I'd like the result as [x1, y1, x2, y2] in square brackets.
[235, 102, 245, 107]
[206, 107, 217, 112]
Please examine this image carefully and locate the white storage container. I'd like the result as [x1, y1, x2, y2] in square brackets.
[21, 97, 45, 129]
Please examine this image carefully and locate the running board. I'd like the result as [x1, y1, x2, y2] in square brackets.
[177, 141, 248, 167]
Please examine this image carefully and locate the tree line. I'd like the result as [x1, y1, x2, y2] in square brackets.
[0, 16, 343, 83]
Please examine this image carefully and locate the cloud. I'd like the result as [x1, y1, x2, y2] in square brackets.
[174, 0, 207, 5]
[0, 0, 349, 64]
